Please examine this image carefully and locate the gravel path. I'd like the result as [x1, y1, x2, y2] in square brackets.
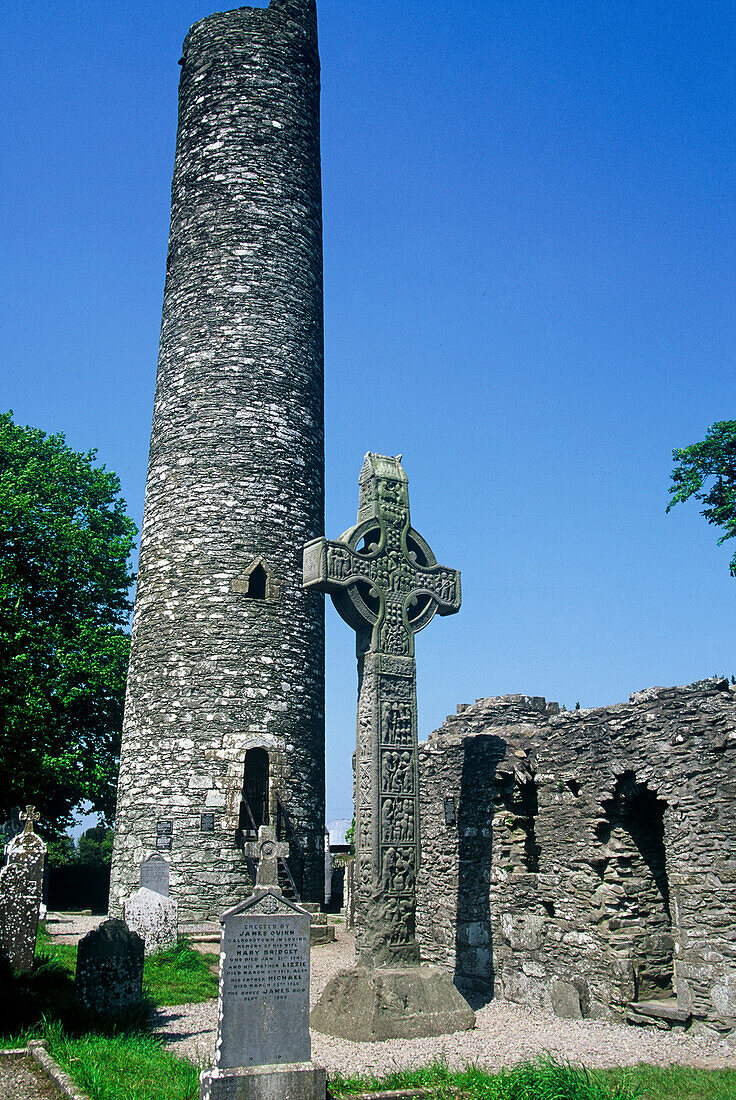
[154, 927, 736, 1074]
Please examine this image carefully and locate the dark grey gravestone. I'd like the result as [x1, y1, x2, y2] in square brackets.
[0, 806, 46, 972]
[200, 890, 325, 1100]
[304, 454, 475, 1040]
[75, 919, 144, 1014]
[140, 854, 169, 897]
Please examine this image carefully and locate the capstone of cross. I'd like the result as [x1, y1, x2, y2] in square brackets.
[304, 453, 460, 966]
[20, 806, 41, 835]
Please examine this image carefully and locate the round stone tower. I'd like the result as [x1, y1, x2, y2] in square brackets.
[110, 0, 325, 921]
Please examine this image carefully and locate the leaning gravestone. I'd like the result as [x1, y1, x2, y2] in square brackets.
[0, 806, 46, 972]
[200, 890, 325, 1100]
[75, 919, 144, 1014]
[140, 853, 169, 897]
[124, 887, 178, 955]
[304, 453, 475, 1040]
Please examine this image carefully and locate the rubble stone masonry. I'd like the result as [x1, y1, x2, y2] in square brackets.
[110, 0, 325, 920]
[416, 679, 736, 1042]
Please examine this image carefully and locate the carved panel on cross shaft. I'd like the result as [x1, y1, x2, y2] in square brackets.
[357, 852, 373, 892]
[380, 845, 416, 893]
[382, 701, 413, 744]
[358, 761, 372, 802]
[381, 603, 409, 655]
[377, 894, 415, 944]
[380, 796, 415, 843]
[381, 750, 413, 794]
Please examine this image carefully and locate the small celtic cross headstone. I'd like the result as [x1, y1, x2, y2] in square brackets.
[19, 806, 40, 835]
[243, 825, 289, 891]
[304, 453, 460, 966]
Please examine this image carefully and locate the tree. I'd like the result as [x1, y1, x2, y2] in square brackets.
[667, 421, 736, 578]
[0, 412, 136, 837]
[77, 825, 114, 867]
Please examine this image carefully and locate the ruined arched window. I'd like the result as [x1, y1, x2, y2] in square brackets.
[492, 771, 540, 874]
[600, 771, 673, 1002]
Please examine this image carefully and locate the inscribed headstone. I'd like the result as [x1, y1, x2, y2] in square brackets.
[75, 918, 144, 1014]
[140, 853, 169, 897]
[201, 887, 325, 1100]
[216, 890, 310, 1068]
[124, 887, 178, 955]
[0, 806, 46, 972]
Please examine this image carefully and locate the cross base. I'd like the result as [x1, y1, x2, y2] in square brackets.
[309, 964, 475, 1042]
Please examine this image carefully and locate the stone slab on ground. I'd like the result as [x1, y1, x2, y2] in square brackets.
[310, 964, 475, 1041]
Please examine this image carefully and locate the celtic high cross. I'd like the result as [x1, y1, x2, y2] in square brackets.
[304, 453, 460, 966]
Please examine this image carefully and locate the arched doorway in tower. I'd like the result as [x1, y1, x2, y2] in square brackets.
[239, 748, 269, 837]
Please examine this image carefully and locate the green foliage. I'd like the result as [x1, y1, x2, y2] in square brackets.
[77, 825, 114, 866]
[46, 833, 78, 868]
[667, 420, 736, 577]
[0, 411, 137, 836]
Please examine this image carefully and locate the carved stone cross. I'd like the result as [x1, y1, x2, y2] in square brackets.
[243, 825, 289, 891]
[20, 806, 40, 835]
[304, 453, 460, 966]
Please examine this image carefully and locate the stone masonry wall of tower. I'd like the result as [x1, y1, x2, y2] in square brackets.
[109, 0, 325, 921]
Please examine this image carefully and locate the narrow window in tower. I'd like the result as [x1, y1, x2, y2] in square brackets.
[240, 748, 270, 835]
[246, 563, 268, 600]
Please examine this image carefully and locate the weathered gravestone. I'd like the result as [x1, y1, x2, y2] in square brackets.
[0, 806, 46, 972]
[140, 853, 169, 897]
[124, 886, 178, 955]
[75, 919, 144, 1014]
[200, 890, 325, 1100]
[304, 453, 475, 1040]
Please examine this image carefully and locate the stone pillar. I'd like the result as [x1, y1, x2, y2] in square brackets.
[111, 0, 325, 920]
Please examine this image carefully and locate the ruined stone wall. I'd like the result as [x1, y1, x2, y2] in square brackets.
[416, 680, 736, 1041]
[110, 0, 325, 921]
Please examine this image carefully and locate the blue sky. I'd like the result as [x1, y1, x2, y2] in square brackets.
[2, 1, 735, 821]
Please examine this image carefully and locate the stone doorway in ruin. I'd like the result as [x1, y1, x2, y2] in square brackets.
[239, 748, 269, 836]
[599, 772, 675, 1006]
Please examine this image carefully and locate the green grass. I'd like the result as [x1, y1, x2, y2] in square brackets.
[35, 924, 219, 1006]
[328, 1059, 736, 1100]
[45, 1022, 200, 1100]
[142, 940, 219, 1005]
[600, 1064, 736, 1100]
